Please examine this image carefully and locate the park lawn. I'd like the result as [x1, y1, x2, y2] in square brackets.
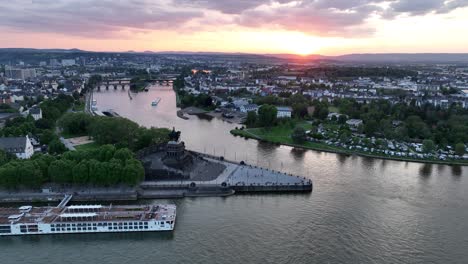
[74, 142, 100, 151]
[238, 121, 311, 144]
[328, 106, 339, 113]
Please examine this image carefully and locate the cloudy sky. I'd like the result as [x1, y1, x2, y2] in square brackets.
[1, 0, 468, 55]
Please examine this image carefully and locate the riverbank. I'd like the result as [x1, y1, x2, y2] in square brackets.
[0, 189, 138, 204]
[231, 128, 468, 166]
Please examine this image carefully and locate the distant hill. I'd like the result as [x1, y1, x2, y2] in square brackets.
[0, 48, 86, 53]
[268, 53, 468, 63]
[332, 53, 468, 63]
[1, 48, 468, 63]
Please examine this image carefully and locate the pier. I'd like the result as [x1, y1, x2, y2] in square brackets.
[139, 151, 312, 198]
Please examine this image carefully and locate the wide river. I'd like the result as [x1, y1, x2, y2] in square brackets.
[2, 86, 467, 264]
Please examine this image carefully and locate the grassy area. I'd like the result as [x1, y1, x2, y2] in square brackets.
[74, 142, 100, 151]
[231, 126, 468, 166]
[328, 106, 339, 113]
[243, 121, 311, 145]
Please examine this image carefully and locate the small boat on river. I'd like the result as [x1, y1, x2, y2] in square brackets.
[151, 97, 161, 106]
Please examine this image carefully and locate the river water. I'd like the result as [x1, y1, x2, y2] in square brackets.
[1, 86, 467, 264]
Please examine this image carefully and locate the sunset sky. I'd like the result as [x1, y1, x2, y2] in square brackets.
[1, 0, 468, 55]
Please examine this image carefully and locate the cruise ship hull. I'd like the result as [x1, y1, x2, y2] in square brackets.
[0, 204, 176, 236]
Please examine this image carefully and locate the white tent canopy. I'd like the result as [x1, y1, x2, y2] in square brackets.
[60, 213, 98, 218]
[67, 205, 102, 210]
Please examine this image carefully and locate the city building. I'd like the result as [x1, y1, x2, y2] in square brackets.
[5, 67, 37, 80]
[0, 135, 34, 159]
[61, 59, 76, 66]
[28, 106, 42, 121]
[276, 106, 292, 118]
[239, 104, 259, 113]
[346, 119, 363, 129]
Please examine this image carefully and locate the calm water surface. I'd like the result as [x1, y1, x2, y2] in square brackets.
[1, 86, 467, 264]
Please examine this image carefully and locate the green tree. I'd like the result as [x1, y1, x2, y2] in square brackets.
[59, 112, 93, 135]
[0, 164, 19, 189]
[422, 139, 436, 153]
[108, 159, 124, 185]
[122, 160, 145, 186]
[72, 160, 90, 184]
[98, 145, 116, 162]
[292, 103, 308, 118]
[318, 107, 329, 120]
[16, 160, 42, 188]
[291, 126, 307, 144]
[48, 139, 67, 155]
[257, 104, 277, 128]
[40, 130, 57, 145]
[32, 154, 56, 182]
[455, 143, 466, 156]
[0, 149, 10, 166]
[49, 159, 74, 184]
[113, 148, 134, 163]
[364, 120, 379, 136]
[89, 117, 140, 149]
[406, 115, 430, 139]
[134, 127, 170, 150]
[338, 115, 347, 124]
[245, 111, 257, 128]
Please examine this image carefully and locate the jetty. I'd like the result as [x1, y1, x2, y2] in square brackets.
[140, 154, 312, 198]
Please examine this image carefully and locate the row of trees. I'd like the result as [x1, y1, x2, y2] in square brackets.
[326, 98, 468, 146]
[59, 113, 170, 151]
[0, 145, 144, 189]
[178, 91, 214, 109]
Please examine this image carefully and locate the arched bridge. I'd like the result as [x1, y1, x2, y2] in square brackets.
[95, 77, 176, 90]
[96, 78, 131, 90]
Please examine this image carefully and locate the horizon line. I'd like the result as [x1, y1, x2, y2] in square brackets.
[2, 47, 468, 57]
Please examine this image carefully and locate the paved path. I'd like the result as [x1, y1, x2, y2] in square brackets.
[60, 137, 76, 151]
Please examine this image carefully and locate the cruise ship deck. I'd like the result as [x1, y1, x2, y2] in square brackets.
[0, 204, 176, 236]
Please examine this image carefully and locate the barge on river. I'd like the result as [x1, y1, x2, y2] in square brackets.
[0, 204, 176, 236]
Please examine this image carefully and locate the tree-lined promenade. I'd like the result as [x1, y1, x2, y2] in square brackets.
[0, 146, 144, 189]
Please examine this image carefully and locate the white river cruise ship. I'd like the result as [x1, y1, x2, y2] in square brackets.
[0, 204, 176, 236]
